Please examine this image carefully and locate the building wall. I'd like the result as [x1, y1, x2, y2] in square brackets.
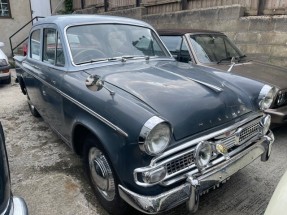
[0, 0, 64, 57]
[142, 5, 287, 67]
[0, 0, 32, 56]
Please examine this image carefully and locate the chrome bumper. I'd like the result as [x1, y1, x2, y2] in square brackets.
[118, 131, 274, 214]
[9, 197, 28, 215]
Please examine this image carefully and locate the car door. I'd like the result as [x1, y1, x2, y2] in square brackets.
[23, 27, 44, 112]
[39, 26, 67, 138]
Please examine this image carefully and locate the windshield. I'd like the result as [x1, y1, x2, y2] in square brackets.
[66, 24, 169, 65]
[189, 34, 244, 64]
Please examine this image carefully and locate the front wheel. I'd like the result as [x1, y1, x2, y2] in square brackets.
[83, 137, 130, 215]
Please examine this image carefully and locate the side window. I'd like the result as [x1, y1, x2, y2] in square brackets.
[30, 29, 41, 60]
[43, 28, 65, 66]
[160, 36, 182, 59]
[179, 40, 192, 63]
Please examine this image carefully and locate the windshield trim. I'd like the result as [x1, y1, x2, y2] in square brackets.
[64, 23, 172, 67]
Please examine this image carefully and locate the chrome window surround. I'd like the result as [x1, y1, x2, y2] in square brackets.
[63, 23, 172, 67]
[134, 113, 264, 187]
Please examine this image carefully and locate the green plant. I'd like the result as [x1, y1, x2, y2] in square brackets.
[65, 0, 73, 14]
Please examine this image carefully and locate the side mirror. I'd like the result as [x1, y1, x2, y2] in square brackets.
[85, 75, 115, 95]
[85, 75, 104, 92]
[0, 42, 4, 47]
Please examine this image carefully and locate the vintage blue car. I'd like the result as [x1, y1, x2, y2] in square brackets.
[0, 122, 28, 215]
[15, 15, 275, 214]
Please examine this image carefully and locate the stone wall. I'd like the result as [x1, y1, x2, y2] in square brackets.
[143, 5, 287, 66]
[76, 4, 287, 67]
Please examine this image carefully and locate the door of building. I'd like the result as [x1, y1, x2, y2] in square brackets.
[30, 0, 51, 20]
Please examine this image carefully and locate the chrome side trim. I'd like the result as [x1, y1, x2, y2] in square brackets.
[21, 62, 128, 137]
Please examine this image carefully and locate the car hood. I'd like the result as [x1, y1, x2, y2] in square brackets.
[211, 60, 287, 90]
[85, 61, 252, 140]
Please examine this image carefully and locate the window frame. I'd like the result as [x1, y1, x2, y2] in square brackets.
[30, 28, 42, 61]
[42, 27, 66, 67]
[0, 0, 12, 19]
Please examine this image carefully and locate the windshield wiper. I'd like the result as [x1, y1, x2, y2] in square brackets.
[75, 58, 109, 65]
[217, 57, 233, 64]
[76, 57, 123, 65]
[120, 55, 150, 62]
[75, 55, 150, 65]
[238, 55, 247, 63]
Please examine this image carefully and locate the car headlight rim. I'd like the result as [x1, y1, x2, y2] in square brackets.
[195, 141, 213, 170]
[139, 116, 171, 156]
[258, 85, 277, 110]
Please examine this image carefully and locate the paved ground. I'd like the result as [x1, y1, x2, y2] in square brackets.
[0, 74, 287, 215]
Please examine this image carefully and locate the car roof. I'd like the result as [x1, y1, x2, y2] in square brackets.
[33, 15, 152, 29]
[157, 29, 225, 36]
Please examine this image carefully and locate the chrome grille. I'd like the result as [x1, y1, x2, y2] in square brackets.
[217, 121, 260, 150]
[166, 152, 195, 175]
[239, 122, 259, 142]
[164, 121, 260, 177]
[221, 135, 236, 149]
[134, 114, 264, 187]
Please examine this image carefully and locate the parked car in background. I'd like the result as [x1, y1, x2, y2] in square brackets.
[265, 170, 287, 215]
[0, 122, 28, 215]
[0, 42, 11, 84]
[15, 15, 275, 214]
[159, 29, 287, 125]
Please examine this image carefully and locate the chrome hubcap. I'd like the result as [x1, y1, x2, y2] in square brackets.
[89, 147, 115, 201]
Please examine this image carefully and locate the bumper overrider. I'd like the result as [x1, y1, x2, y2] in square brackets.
[118, 130, 274, 214]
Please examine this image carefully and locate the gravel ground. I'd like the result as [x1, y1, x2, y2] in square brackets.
[0, 72, 287, 215]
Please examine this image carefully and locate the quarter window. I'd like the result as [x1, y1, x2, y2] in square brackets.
[30, 30, 41, 60]
[0, 0, 11, 17]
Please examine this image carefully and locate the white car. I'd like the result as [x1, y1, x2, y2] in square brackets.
[0, 42, 11, 84]
[265, 171, 287, 214]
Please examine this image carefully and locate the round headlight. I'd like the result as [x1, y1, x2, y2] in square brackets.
[139, 116, 171, 156]
[258, 85, 277, 110]
[195, 141, 212, 170]
[260, 114, 271, 135]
